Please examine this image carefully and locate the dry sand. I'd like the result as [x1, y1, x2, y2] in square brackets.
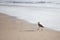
[0, 13, 60, 40]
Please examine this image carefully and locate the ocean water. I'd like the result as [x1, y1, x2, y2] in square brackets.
[0, 3, 60, 31]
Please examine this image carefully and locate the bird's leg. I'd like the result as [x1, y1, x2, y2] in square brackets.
[37, 27, 43, 32]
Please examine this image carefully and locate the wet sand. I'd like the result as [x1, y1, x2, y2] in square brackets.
[0, 13, 60, 40]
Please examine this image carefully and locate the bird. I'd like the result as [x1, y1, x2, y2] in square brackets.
[38, 22, 44, 28]
[37, 22, 44, 31]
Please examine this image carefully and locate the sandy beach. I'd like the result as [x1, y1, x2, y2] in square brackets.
[0, 13, 60, 40]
